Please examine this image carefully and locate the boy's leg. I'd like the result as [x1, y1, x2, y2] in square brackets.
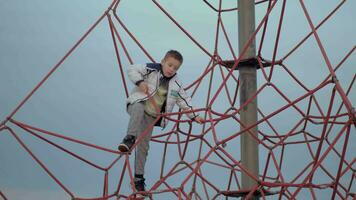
[127, 102, 145, 137]
[119, 102, 157, 192]
[135, 113, 156, 176]
[118, 102, 145, 152]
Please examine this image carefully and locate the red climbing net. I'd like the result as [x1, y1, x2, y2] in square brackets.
[1, 0, 355, 199]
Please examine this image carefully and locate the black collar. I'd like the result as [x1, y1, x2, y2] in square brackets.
[160, 70, 176, 81]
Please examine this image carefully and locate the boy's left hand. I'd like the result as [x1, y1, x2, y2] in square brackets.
[194, 116, 205, 124]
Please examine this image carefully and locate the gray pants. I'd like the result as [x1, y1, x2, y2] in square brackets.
[126, 102, 157, 175]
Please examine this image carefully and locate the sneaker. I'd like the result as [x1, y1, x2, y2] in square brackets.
[134, 178, 146, 192]
[118, 135, 136, 152]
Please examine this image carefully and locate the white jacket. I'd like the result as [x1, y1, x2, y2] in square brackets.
[126, 63, 198, 127]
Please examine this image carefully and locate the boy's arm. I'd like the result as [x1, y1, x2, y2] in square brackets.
[127, 64, 149, 86]
[175, 82, 199, 120]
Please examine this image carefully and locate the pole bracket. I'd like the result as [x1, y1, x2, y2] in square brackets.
[221, 187, 278, 198]
[220, 57, 282, 70]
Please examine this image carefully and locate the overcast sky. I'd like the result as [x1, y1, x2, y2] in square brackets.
[0, 0, 355, 199]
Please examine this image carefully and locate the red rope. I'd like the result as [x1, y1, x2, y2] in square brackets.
[0, 0, 354, 199]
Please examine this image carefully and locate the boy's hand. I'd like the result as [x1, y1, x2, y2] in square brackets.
[138, 82, 149, 94]
[194, 116, 205, 124]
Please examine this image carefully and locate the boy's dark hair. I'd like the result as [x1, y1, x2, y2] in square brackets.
[164, 50, 183, 63]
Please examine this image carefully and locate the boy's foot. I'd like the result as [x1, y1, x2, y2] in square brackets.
[134, 178, 146, 192]
[118, 135, 136, 152]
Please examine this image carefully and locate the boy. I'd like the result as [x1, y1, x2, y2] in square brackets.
[118, 50, 204, 192]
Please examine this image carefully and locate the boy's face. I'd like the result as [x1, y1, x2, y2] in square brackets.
[161, 56, 181, 77]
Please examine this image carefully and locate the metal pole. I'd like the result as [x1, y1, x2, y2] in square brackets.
[238, 0, 259, 198]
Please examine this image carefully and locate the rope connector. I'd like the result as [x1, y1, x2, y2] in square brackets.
[331, 75, 339, 83]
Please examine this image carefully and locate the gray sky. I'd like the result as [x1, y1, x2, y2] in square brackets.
[0, 0, 355, 199]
